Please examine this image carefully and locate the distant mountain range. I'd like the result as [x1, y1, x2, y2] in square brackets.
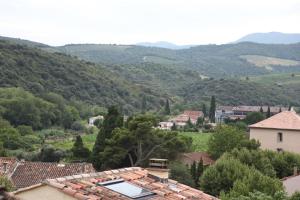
[135, 41, 195, 49]
[235, 32, 300, 44]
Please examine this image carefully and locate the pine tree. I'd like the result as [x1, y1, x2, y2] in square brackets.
[209, 96, 216, 123]
[165, 99, 171, 115]
[72, 135, 90, 159]
[267, 106, 271, 118]
[92, 106, 123, 170]
[202, 104, 207, 117]
[141, 95, 147, 114]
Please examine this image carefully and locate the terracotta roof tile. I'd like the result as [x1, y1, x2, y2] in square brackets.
[36, 167, 219, 200]
[179, 152, 215, 166]
[10, 161, 95, 189]
[249, 111, 300, 131]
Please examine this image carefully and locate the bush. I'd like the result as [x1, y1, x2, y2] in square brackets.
[70, 121, 85, 132]
[17, 125, 34, 136]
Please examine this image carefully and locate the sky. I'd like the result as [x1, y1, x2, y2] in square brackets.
[0, 0, 300, 46]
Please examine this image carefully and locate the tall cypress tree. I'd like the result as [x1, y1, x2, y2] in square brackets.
[92, 106, 123, 170]
[202, 104, 207, 117]
[266, 106, 271, 118]
[165, 99, 171, 115]
[72, 135, 90, 159]
[209, 96, 216, 123]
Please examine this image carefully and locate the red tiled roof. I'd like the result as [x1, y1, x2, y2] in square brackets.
[171, 110, 204, 123]
[16, 167, 218, 200]
[249, 111, 300, 131]
[1, 158, 95, 189]
[232, 106, 288, 113]
[179, 152, 215, 166]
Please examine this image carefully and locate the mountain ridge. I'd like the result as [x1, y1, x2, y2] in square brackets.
[235, 32, 300, 44]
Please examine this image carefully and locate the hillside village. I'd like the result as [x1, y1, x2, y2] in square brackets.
[1, 1, 300, 199]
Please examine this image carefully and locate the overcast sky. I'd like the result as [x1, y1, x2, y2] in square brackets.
[0, 0, 299, 46]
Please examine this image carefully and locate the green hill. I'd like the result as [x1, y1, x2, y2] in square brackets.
[0, 40, 166, 113]
[51, 42, 300, 78]
[1, 37, 300, 112]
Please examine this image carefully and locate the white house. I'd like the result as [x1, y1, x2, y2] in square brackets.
[88, 115, 104, 126]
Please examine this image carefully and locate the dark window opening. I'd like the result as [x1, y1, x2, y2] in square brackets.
[278, 132, 283, 142]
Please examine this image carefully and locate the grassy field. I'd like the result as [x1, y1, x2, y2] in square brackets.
[47, 131, 212, 153]
[244, 73, 300, 85]
[179, 132, 211, 152]
[47, 134, 97, 150]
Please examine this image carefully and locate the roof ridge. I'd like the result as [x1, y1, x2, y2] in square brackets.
[45, 167, 142, 183]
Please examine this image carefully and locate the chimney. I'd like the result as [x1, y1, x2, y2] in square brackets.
[146, 158, 169, 182]
[2, 162, 8, 173]
[294, 166, 298, 176]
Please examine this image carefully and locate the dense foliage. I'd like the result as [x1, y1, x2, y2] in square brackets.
[207, 125, 260, 159]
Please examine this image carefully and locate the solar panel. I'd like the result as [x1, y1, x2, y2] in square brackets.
[99, 179, 155, 199]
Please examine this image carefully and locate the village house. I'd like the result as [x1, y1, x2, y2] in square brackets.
[179, 152, 215, 166]
[216, 105, 289, 123]
[13, 167, 219, 200]
[170, 110, 204, 128]
[158, 121, 174, 130]
[0, 157, 95, 190]
[88, 115, 104, 126]
[249, 111, 300, 154]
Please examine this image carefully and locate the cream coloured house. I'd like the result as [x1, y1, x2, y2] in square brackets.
[249, 111, 300, 154]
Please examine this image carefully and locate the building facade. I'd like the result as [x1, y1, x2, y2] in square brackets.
[249, 111, 300, 153]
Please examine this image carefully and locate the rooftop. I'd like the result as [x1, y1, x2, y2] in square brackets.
[14, 167, 218, 200]
[179, 152, 215, 166]
[0, 157, 95, 189]
[249, 111, 300, 131]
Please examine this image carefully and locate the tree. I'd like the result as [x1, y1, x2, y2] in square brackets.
[70, 121, 85, 132]
[202, 104, 207, 117]
[171, 123, 177, 131]
[38, 145, 65, 162]
[222, 168, 283, 199]
[196, 117, 204, 127]
[71, 135, 90, 159]
[16, 125, 34, 136]
[164, 99, 171, 115]
[209, 96, 216, 123]
[170, 162, 195, 187]
[244, 112, 265, 125]
[97, 115, 191, 169]
[266, 106, 271, 118]
[92, 106, 123, 170]
[201, 156, 283, 197]
[141, 95, 147, 114]
[0, 142, 6, 157]
[208, 125, 259, 159]
[279, 107, 282, 112]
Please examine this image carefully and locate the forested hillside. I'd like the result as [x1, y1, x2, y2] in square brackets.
[51, 42, 300, 78]
[0, 40, 166, 113]
[1, 37, 300, 113]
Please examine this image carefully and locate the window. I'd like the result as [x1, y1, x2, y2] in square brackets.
[277, 132, 283, 142]
[98, 179, 155, 199]
[277, 148, 283, 152]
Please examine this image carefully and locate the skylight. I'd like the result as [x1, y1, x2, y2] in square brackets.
[99, 179, 155, 199]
